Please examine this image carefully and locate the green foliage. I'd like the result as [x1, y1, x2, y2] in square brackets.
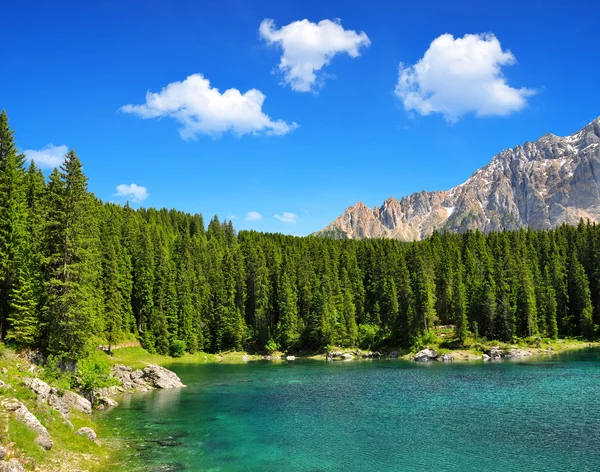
[170, 339, 187, 358]
[72, 355, 116, 394]
[0, 110, 599, 363]
[358, 323, 379, 349]
[264, 338, 279, 354]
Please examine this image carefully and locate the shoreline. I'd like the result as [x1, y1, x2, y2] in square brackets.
[103, 338, 600, 369]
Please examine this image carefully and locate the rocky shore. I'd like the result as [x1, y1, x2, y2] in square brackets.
[0, 360, 185, 471]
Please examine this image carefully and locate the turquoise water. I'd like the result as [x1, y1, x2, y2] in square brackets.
[97, 350, 600, 471]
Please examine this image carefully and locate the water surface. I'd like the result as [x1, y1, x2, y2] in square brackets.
[97, 349, 600, 471]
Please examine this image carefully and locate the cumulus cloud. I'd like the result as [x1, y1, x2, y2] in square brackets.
[274, 212, 297, 224]
[259, 18, 370, 92]
[115, 183, 149, 202]
[395, 33, 535, 122]
[121, 73, 298, 139]
[24, 144, 68, 168]
[245, 211, 263, 221]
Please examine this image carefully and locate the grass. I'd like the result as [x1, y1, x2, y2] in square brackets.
[0, 347, 120, 472]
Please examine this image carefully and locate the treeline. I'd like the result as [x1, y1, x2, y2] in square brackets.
[0, 110, 599, 360]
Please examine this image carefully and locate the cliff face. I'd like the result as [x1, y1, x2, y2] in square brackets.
[315, 117, 600, 240]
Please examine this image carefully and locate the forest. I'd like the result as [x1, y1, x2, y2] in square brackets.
[0, 110, 599, 361]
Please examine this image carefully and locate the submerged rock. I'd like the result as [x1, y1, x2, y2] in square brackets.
[143, 365, 186, 389]
[3, 398, 53, 450]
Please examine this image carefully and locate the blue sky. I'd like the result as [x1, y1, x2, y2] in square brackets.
[2, 0, 599, 235]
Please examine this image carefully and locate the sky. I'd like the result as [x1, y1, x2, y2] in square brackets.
[2, 0, 599, 235]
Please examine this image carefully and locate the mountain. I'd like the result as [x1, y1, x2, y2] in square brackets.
[315, 117, 600, 241]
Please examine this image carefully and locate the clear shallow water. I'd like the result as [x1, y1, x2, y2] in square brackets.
[97, 350, 600, 472]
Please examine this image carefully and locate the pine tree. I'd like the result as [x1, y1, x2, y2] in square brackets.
[43, 150, 102, 360]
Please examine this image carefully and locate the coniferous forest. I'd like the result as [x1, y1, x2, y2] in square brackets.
[1, 110, 599, 361]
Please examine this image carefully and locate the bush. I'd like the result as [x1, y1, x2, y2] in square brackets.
[264, 339, 279, 354]
[170, 340, 186, 358]
[72, 356, 116, 396]
[358, 323, 380, 350]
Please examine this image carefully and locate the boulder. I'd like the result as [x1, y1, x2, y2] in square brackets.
[0, 444, 6, 459]
[61, 390, 92, 414]
[96, 396, 119, 410]
[285, 355, 296, 361]
[414, 348, 438, 362]
[112, 364, 134, 388]
[76, 427, 97, 441]
[439, 354, 453, 362]
[0, 459, 25, 472]
[389, 351, 399, 359]
[340, 353, 353, 360]
[3, 398, 53, 450]
[372, 352, 381, 358]
[143, 365, 186, 389]
[23, 377, 52, 400]
[505, 349, 532, 359]
[482, 354, 490, 361]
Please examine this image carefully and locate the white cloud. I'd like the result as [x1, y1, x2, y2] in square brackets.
[115, 183, 149, 202]
[245, 211, 263, 221]
[259, 18, 370, 92]
[274, 212, 297, 224]
[24, 144, 68, 168]
[121, 73, 298, 139]
[395, 33, 535, 122]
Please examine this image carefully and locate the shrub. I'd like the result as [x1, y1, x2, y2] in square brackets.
[358, 323, 380, 350]
[170, 340, 186, 358]
[72, 355, 116, 399]
[264, 339, 279, 354]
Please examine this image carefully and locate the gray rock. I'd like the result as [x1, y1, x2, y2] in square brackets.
[61, 390, 92, 414]
[0, 380, 5, 388]
[0, 444, 6, 459]
[112, 364, 134, 388]
[506, 349, 532, 358]
[96, 396, 119, 410]
[285, 355, 296, 361]
[340, 353, 353, 360]
[482, 354, 491, 361]
[143, 365, 186, 389]
[389, 351, 399, 359]
[0, 459, 25, 472]
[315, 117, 600, 241]
[76, 426, 97, 441]
[414, 348, 438, 362]
[439, 354, 453, 362]
[3, 398, 53, 450]
[23, 377, 52, 400]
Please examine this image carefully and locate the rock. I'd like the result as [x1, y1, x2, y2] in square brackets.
[482, 354, 491, 361]
[372, 352, 381, 358]
[0, 459, 25, 472]
[131, 369, 144, 380]
[285, 355, 296, 361]
[439, 354, 453, 362]
[112, 364, 134, 388]
[262, 355, 273, 361]
[506, 349, 532, 359]
[61, 390, 92, 414]
[0, 444, 6, 459]
[3, 398, 53, 450]
[389, 351, 399, 359]
[315, 117, 600, 242]
[76, 426, 97, 441]
[340, 353, 353, 360]
[96, 396, 119, 410]
[0, 380, 5, 388]
[0, 368, 6, 374]
[354, 350, 361, 356]
[23, 377, 52, 400]
[143, 365, 186, 389]
[414, 348, 438, 362]
[329, 351, 343, 358]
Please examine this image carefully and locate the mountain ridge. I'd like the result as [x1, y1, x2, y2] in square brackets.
[315, 116, 600, 240]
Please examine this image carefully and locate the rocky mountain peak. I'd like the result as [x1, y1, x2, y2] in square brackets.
[315, 116, 600, 241]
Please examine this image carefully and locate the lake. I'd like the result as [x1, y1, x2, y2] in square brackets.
[97, 349, 600, 471]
